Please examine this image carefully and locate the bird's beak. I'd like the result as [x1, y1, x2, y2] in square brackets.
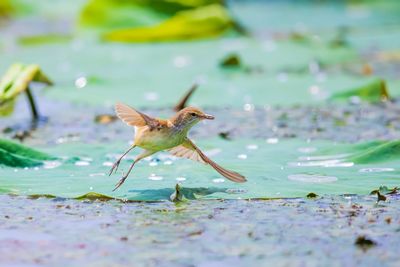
[200, 114, 214, 120]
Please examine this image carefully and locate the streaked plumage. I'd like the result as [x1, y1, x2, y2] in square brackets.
[110, 103, 247, 190]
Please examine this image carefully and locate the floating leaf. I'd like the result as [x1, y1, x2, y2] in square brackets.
[80, 0, 224, 29]
[0, 138, 56, 167]
[349, 140, 400, 164]
[330, 79, 390, 103]
[103, 4, 234, 42]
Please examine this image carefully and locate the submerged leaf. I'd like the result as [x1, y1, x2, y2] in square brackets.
[103, 4, 234, 42]
[0, 139, 56, 167]
[330, 79, 390, 103]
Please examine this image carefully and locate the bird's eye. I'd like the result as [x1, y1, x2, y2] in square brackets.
[190, 113, 196, 116]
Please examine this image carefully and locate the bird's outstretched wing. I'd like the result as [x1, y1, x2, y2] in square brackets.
[169, 138, 247, 183]
[115, 102, 160, 129]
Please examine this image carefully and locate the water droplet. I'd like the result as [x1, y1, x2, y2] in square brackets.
[173, 56, 190, 68]
[164, 160, 173, 165]
[298, 147, 317, 153]
[44, 161, 62, 169]
[288, 174, 338, 183]
[144, 92, 159, 101]
[148, 174, 163, 181]
[89, 187, 93, 190]
[75, 161, 90, 166]
[176, 177, 186, 181]
[246, 144, 258, 150]
[243, 103, 254, 112]
[237, 154, 247, 159]
[89, 173, 105, 177]
[212, 178, 225, 183]
[75, 77, 87, 89]
[266, 138, 279, 144]
[149, 162, 158, 167]
[359, 168, 395, 173]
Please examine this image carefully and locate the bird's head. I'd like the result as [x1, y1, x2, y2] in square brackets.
[171, 106, 214, 130]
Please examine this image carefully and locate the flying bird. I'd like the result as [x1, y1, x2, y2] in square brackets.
[109, 103, 247, 191]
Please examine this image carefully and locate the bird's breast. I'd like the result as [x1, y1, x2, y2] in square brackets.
[134, 126, 184, 151]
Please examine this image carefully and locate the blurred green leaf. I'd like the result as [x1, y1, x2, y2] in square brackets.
[103, 4, 233, 42]
[349, 140, 400, 164]
[330, 79, 390, 103]
[0, 63, 53, 117]
[0, 0, 13, 17]
[80, 0, 223, 29]
[0, 139, 56, 168]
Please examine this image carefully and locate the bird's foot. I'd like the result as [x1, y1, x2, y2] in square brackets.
[109, 159, 122, 176]
[112, 174, 128, 191]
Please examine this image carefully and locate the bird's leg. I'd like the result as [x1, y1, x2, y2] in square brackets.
[112, 150, 155, 191]
[109, 145, 136, 176]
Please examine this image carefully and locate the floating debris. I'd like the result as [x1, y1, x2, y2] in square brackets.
[219, 53, 241, 68]
[354, 236, 377, 251]
[306, 192, 318, 198]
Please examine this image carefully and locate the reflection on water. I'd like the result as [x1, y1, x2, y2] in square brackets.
[359, 168, 395, 173]
[288, 174, 338, 183]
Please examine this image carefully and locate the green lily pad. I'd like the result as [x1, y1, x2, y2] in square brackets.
[349, 140, 400, 164]
[103, 4, 234, 42]
[0, 139, 56, 167]
[0, 139, 399, 201]
[80, 0, 225, 29]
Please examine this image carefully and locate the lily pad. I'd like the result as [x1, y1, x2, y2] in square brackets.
[103, 4, 234, 42]
[0, 138, 56, 167]
[349, 140, 400, 164]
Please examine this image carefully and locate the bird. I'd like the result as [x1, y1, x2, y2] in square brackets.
[109, 103, 247, 191]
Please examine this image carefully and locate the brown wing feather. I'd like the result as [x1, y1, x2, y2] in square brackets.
[115, 103, 160, 129]
[169, 139, 247, 183]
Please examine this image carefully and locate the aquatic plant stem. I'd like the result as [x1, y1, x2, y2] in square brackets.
[25, 87, 39, 122]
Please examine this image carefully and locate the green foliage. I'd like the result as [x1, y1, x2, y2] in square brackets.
[0, 139, 56, 167]
[103, 4, 233, 42]
[80, 0, 224, 29]
[0, 0, 13, 17]
[79, 0, 234, 42]
[349, 140, 400, 164]
[330, 79, 390, 103]
[0, 63, 52, 116]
